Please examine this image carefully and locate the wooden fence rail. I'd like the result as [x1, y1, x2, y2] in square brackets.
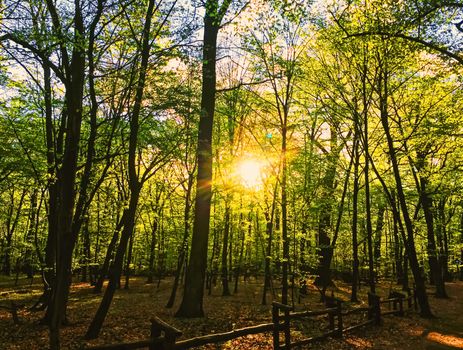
[175, 323, 274, 349]
[86, 289, 415, 350]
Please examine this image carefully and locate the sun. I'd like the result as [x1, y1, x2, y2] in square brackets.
[235, 159, 264, 189]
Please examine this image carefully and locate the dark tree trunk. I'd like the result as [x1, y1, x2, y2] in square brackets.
[3, 189, 26, 275]
[361, 60, 375, 295]
[81, 218, 92, 283]
[351, 135, 360, 302]
[166, 173, 192, 307]
[437, 199, 451, 281]
[124, 229, 135, 289]
[175, 0, 229, 318]
[146, 220, 158, 284]
[221, 204, 231, 296]
[94, 211, 126, 293]
[24, 188, 38, 279]
[374, 205, 386, 273]
[34, 58, 56, 313]
[420, 178, 447, 298]
[262, 208, 274, 305]
[314, 124, 340, 297]
[392, 197, 404, 284]
[86, 187, 141, 339]
[233, 222, 245, 294]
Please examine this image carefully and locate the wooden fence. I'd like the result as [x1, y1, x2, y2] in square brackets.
[87, 289, 415, 350]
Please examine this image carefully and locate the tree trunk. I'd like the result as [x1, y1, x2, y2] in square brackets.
[3, 188, 26, 275]
[262, 205, 275, 305]
[233, 216, 246, 294]
[86, 0, 157, 337]
[124, 229, 135, 289]
[221, 204, 231, 296]
[351, 135, 360, 302]
[420, 178, 447, 298]
[391, 196, 404, 284]
[314, 124, 340, 297]
[94, 211, 126, 293]
[166, 174, 192, 307]
[24, 188, 38, 279]
[175, 0, 229, 318]
[146, 220, 158, 284]
[86, 187, 141, 339]
[374, 204, 386, 273]
[281, 124, 289, 305]
[377, 67, 432, 317]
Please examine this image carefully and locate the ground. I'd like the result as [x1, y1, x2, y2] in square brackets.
[1, 275, 462, 349]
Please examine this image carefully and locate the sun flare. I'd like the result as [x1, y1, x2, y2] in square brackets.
[235, 159, 264, 189]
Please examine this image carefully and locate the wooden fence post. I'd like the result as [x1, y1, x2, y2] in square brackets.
[150, 319, 163, 350]
[407, 288, 413, 309]
[164, 331, 181, 350]
[326, 294, 335, 331]
[336, 300, 343, 338]
[398, 297, 404, 316]
[367, 293, 373, 320]
[150, 317, 182, 350]
[373, 295, 381, 326]
[368, 293, 381, 325]
[284, 308, 291, 350]
[272, 303, 280, 350]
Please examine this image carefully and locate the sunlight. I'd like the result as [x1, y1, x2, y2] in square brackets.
[235, 159, 265, 189]
[426, 331, 463, 348]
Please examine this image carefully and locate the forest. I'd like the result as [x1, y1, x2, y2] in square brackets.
[0, 0, 463, 349]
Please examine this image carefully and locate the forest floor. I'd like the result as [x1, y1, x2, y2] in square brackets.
[1, 275, 463, 349]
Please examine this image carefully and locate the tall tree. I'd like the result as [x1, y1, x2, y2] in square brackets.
[176, 0, 233, 318]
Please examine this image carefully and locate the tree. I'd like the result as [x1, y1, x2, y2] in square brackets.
[175, 0, 233, 318]
[86, 0, 180, 337]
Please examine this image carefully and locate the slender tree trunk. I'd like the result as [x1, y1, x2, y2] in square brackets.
[377, 67, 432, 317]
[86, 0, 157, 337]
[81, 218, 92, 283]
[361, 59, 375, 294]
[420, 178, 447, 298]
[281, 124, 289, 305]
[374, 205, 386, 274]
[124, 230, 135, 289]
[437, 199, 450, 281]
[314, 125, 340, 297]
[166, 175, 192, 307]
[24, 188, 38, 279]
[33, 59, 56, 313]
[262, 213, 273, 305]
[86, 187, 141, 339]
[3, 188, 26, 275]
[392, 196, 404, 284]
[351, 135, 360, 302]
[234, 217, 246, 294]
[94, 211, 126, 293]
[221, 204, 231, 296]
[146, 220, 158, 284]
